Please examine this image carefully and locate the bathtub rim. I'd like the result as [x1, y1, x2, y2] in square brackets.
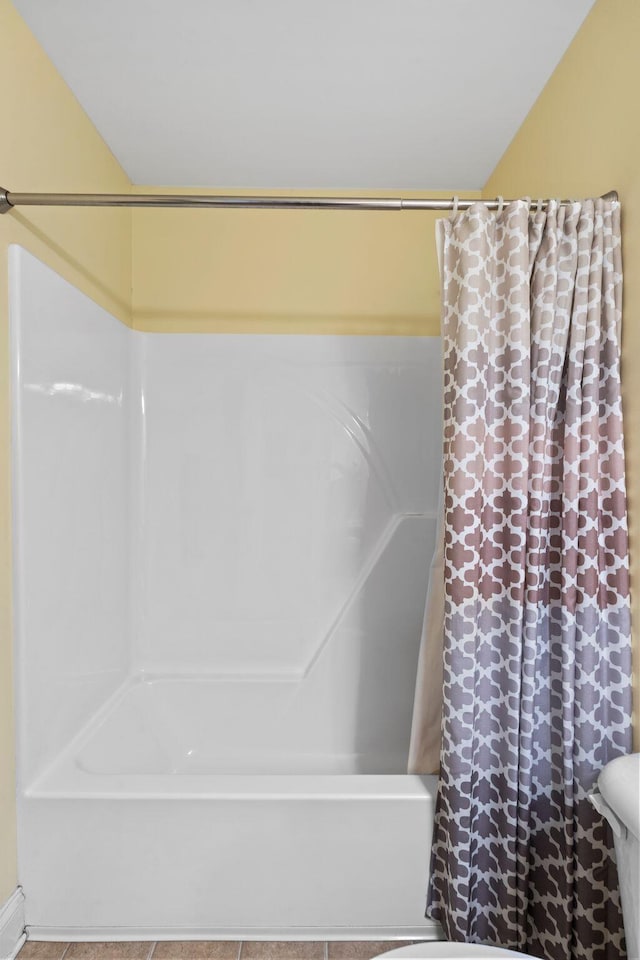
[26, 766, 438, 801]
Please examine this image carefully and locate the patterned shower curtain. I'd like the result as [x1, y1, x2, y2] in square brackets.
[426, 199, 633, 960]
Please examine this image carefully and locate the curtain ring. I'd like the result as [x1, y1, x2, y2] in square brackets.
[496, 195, 504, 216]
[536, 198, 543, 213]
[451, 195, 459, 218]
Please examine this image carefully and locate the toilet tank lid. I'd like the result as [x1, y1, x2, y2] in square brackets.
[598, 753, 640, 840]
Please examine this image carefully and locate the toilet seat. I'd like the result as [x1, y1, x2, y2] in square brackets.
[372, 943, 529, 959]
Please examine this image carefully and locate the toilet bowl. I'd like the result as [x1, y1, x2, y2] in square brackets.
[374, 753, 640, 960]
[371, 944, 526, 958]
[593, 752, 640, 960]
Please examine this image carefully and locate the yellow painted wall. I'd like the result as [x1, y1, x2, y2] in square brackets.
[132, 189, 476, 335]
[0, 0, 132, 903]
[484, 0, 640, 743]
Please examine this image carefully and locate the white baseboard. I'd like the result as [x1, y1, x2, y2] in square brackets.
[0, 889, 26, 960]
[26, 922, 442, 942]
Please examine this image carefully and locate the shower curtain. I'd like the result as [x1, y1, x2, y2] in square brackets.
[412, 199, 633, 960]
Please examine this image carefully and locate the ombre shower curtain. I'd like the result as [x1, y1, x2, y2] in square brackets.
[410, 199, 633, 960]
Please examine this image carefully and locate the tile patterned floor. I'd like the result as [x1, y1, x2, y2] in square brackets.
[18, 940, 427, 960]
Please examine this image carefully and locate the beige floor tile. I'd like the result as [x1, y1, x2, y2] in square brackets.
[65, 945, 152, 960]
[18, 944, 69, 960]
[153, 944, 240, 959]
[328, 942, 409, 960]
[240, 943, 324, 960]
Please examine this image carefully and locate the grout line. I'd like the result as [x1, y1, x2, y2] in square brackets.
[324, 943, 329, 960]
[146, 943, 157, 960]
[237, 943, 243, 960]
[60, 946, 71, 960]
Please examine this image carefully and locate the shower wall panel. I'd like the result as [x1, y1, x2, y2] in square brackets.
[136, 334, 441, 769]
[137, 335, 441, 670]
[10, 246, 131, 786]
[11, 248, 443, 781]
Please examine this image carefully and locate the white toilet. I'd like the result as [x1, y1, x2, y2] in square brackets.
[374, 753, 640, 960]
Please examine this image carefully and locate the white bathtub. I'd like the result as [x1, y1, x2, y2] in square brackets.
[11, 249, 442, 942]
[21, 678, 439, 941]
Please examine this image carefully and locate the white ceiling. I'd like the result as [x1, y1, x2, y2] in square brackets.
[14, 0, 595, 190]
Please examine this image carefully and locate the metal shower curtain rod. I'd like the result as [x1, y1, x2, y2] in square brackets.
[0, 188, 619, 214]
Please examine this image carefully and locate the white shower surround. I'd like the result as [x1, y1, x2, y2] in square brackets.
[10, 246, 441, 940]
